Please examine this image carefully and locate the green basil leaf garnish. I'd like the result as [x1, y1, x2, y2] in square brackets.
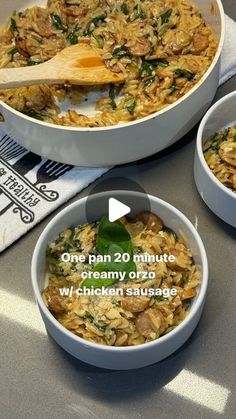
[82, 215, 136, 289]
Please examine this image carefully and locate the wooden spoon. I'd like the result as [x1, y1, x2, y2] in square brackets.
[0, 43, 125, 89]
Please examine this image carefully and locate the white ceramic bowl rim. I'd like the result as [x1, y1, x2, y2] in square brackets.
[31, 191, 208, 353]
[196, 90, 236, 200]
[0, 0, 225, 133]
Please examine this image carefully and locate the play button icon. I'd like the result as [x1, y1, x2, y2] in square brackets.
[108, 198, 131, 222]
[85, 177, 151, 236]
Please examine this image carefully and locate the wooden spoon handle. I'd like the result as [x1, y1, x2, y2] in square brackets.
[0, 44, 125, 89]
[0, 64, 58, 89]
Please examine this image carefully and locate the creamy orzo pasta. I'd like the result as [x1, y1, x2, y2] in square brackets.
[203, 124, 236, 192]
[43, 212, 200, 346]
[0, 0, 217, 127]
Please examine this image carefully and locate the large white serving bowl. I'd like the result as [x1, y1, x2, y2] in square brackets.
[31, 191, 208, 370]
[0, 0, 225, 167]
[194, 91, 236, 227]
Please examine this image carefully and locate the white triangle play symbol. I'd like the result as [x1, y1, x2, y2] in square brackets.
[108, 198, 131, 222]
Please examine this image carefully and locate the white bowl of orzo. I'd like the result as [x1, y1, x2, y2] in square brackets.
[194, 91, 236, 227]
[31, 191, 208, 369]
[0, 0, 224, 166]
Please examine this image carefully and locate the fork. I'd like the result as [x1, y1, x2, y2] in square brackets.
[0, 135, 26, 161]
[34, 160, 73, 186]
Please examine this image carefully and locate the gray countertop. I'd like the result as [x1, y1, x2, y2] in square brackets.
[1, 1, 236, 418]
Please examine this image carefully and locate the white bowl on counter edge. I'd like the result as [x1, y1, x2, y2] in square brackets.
[194, 91, 236, 228]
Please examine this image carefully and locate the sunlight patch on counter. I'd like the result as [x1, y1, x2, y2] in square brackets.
[0, 288, 46, 334]
[165, 369, 230, 413]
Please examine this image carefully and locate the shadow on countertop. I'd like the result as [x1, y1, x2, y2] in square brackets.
[47, 328, 199, 402]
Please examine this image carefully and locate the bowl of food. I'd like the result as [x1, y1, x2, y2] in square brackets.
[0, 0, 224, 166]
[194, 91, 236, 227]
[31, 190, 208, 369]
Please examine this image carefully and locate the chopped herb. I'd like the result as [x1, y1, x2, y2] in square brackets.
[67, 24, 80, 44]
[140, 60, 154, 76]
[71, 261, 78, 272]
[112, 45, 129, 58]
[83, 14, 107, 36]
[211, 133, 226, 150]
[133, 3, 146, 19]
[28, 58, 44, 66]
[175, 68, 195, 80]
[91, 13, 107, 26]
[163, 226, 178, 240]
[91, 33, 104, 48]
[233, 134, 236, 142]
[181, 273, 189, 283]
[51, 14, 68, 33]
[109, 84, 117, 109]
[83, 27, 93, 36]
[93, 322, 107, 332]
[22, 109, 44, 121]
[151, 19, 158, 27]
[144, 76, 156, 88]
[53, 267, 68, 277]
[74, 239, 82, 249]
[160, 8, 173, 24]
[68, 32, 78, 44]
[141, 59, 168, 77]
[81, 311, 93, 321]
[10, 17, 17, 32]
[47, 257, 59, 266]
[8, 47, 18, 61]
[159, 276, 164, 287]
[168, 80, 178, 95]
[46, 246, 52, 257]
[211, 139, 222, 150]
[153, 59, 169, 68]
[121, 3, 129, 14]
[134, 246, 143, 254]
[91, 220, 99, 228]
[125, 95, 136, 115]
[74, 241, 82, 250]
[70, 227, 77, 239]
[202, 141, 212, 152]
[63, 242, 72, 252]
